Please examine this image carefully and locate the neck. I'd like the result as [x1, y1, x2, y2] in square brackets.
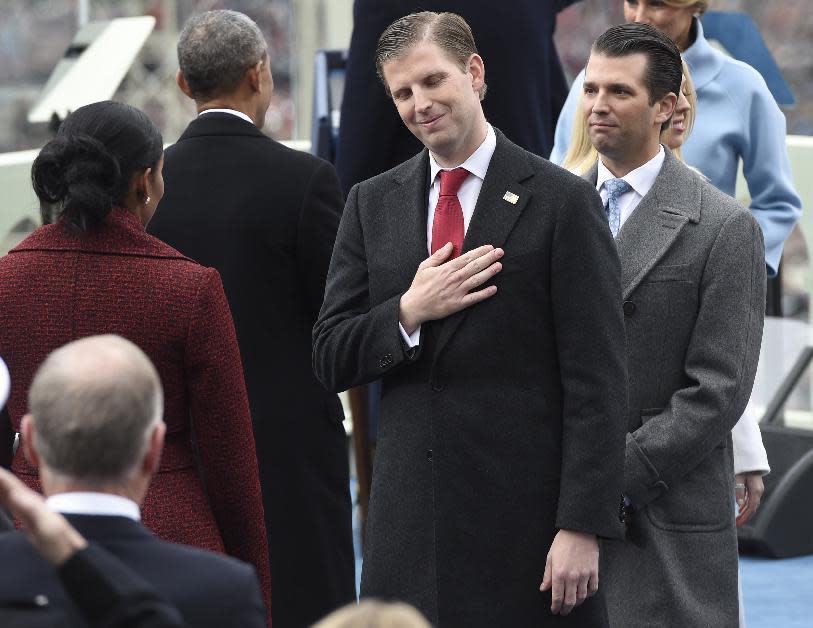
[195, 98, 260, 127]
[601, 140, 661, 178]
[434, 115, 489, 168]
[675, 19, 697, 52]
[42, 469, 146, 505]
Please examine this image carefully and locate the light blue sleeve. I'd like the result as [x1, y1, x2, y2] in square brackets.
[737, 71, 802, 276]
[549, 68, 585, 164]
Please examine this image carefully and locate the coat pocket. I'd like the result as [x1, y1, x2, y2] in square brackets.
[645, 447, 732, 533]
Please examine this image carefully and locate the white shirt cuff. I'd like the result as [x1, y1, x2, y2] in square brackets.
[399, 322, 421, 348]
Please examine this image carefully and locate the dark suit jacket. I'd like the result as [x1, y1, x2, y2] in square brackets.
[313, 129, 627, 627]
[0, 515, 265, 628]
[589, 151, 766, 627]
[336, 0, 580, 196]
[0, 209, 271, 605]
[58, 544, 186, 628]
[148, 112, 355, 627]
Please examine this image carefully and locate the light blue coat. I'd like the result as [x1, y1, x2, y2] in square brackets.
[550, 19, 801, 275]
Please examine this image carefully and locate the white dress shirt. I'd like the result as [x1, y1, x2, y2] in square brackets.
[399, 124, 498, 347]
[198, 108, 254, 125]
[46, 492, 141, 521]
[596, 146, 665, 233]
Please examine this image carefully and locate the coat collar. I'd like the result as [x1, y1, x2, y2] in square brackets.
[387, 128, 535, 357]
[586, 149, 702, 298]
[64, 513, 154, 543]
[10, 207, 192, 261]
[178, 111, 267, 142]
[683, 18, 725, 91]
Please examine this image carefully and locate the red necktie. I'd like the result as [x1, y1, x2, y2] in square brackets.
[431, 167, 469, 258]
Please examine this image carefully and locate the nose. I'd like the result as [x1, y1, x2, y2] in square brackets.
[631, 8, 652, 24]
[413, 87, 432, 113]
[591, 91, 610, 114]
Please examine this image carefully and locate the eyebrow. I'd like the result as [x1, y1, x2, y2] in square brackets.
[583, 81, 637, 92]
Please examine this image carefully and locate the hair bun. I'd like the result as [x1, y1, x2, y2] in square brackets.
[32, 134, 121, 230]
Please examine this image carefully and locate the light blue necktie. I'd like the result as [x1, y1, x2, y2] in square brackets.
[603, 178, 632, 238]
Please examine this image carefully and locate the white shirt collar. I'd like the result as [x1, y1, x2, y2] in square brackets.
[596, 145, 665, 197]
[429, 123, 497, 187]
[198, 108, 254, 125]
[45, 492, 141, 521]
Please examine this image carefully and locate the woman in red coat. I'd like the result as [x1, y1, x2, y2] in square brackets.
[0, 101, 272, 611]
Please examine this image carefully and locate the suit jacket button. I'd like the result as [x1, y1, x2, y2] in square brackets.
[431, 381, 444, 392]
[623, 301, 636, 317]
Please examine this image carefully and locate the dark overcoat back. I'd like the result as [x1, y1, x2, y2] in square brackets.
[336, 0, 580, 196]
[314, 131, 628, 627]
[147, 113, 355, 628]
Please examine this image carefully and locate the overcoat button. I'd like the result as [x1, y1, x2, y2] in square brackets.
[623, 301, 636, 317]
[431, 381, 444, 392]
[427, 450, 434, 461]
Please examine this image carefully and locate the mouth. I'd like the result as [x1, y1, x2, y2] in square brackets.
[417, 113, 444, 128]
[589, 120, 616, 130]
[671, 117, 685, 133]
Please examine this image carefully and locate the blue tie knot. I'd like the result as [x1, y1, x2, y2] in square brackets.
[603, 178, 631, 238]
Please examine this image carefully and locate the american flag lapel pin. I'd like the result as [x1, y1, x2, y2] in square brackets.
[503, 191, 519, 204]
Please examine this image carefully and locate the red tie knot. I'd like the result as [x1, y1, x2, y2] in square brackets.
[439, 167, 470, 197]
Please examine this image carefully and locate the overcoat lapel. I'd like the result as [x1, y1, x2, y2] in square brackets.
[387, 150, 433, 292]
[587, 150, 701, 299]
[433, 131, 534, 359]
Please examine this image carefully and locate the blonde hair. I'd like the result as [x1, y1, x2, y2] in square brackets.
[561, 60, 696, 175]
[313, 601, 431, 628]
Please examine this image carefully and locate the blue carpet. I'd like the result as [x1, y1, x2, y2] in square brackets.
[740, 554, 813, 627]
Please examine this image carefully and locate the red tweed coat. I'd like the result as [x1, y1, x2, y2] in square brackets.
[0, 208, 272, 610]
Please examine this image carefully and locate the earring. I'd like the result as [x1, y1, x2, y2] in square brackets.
[144, 195, 151, 206]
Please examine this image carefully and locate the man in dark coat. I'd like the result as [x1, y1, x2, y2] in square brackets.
[147, 10, 355, 628]
[313, 12, 627, 627]
[580, 23, 765, 627]
[336, 0, 581, 196]
[0, 335, 266, 628]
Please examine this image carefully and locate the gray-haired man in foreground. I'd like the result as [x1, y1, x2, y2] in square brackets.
[0, 335, 266, 628]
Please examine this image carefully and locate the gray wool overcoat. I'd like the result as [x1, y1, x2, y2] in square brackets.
[587, 150, 766, 628]
[314, 130, 629, 627]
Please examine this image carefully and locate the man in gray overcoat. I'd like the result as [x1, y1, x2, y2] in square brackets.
[581, 23, 766, 627]
[314, 11, 628, 628]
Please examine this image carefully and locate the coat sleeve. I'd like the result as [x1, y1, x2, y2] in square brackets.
[548, 68, 584, 164]
[184, 269, 272, 617]
[739, 76, 801, 276]
[296, 160, 344, 321]
[313, 184, 420, 393]
[731, 401, 770, 476]
[624, 210, 767, 507]
[550, 178, 628, 539]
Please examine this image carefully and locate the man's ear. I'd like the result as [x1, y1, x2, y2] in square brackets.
[468, 53, 485, 95]
[246, 60, 263, 94]
[655, 92, 678, 126]
[142, 421, 166, 476]
[20, 415, 40, 469]
[176, 70, 194, 100]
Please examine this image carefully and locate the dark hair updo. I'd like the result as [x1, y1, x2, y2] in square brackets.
[31, 101, 163, 232]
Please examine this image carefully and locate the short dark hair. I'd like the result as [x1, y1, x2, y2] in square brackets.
[375, 11, 486, 100]
[31, 101, 162, 232]
[592, 22, 682, 126]
[177, 10, 267, 100]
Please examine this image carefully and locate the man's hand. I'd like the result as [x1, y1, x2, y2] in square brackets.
[539, 529, 599, 616]
[399, 243, 504, 334]
[0, 467, 87, 565]
[735, 472, 765, 527]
